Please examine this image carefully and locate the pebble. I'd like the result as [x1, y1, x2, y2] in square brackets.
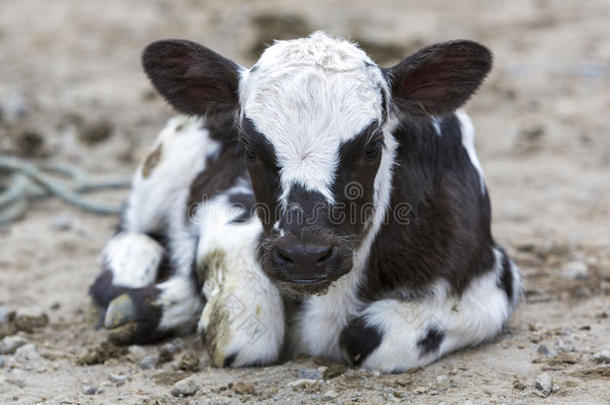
[171, 375, 199, 397]
[0, 356, 4, 368]
[562, 261, 588, 280]
[592, 350, 610, 364]
[435, 374, 450, 390]
[535, 372, 553, 397]
[287, 378, 321, 388]
[322, 389, 338, 400]
[108, 372, 128, 384]
[537, 344, 557, 357]
[139, 355, 157, 370]
[158, 342, 178, 363]
[82, 385, 99, 395]
[128, 345, 146, 361]
[414, 386, 429, 394]
[15, 344, 43, 364]
[0, 335, 27, 355]
[298, 368, 323, 380]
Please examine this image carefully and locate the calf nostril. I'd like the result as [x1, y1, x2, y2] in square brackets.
[273, 246, 294, 264]
[317, 246, 336, 264]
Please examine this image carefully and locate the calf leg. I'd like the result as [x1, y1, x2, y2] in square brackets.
[339, 247, 521, 372]
[196, 205, 285, 368]
[88, 116, 218, 343]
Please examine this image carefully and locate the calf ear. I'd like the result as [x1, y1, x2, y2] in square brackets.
[385, 40, 492, 117]
[142, 39, 240, 116]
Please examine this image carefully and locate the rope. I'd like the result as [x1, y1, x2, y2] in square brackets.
[0, 155, 131, 225]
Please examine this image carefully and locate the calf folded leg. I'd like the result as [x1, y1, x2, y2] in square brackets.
[339, 247, 521, 372]
[196, 205, 285, 368]
[88, 116, 217, 342]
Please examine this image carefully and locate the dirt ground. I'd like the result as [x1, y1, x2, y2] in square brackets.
[1, 0, 609, 404]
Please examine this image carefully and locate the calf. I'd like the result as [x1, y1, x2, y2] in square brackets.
[89, 32, 521, 372]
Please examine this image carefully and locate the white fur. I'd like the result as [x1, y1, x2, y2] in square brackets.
[360, 247, 520, 372]
[101, 232, 164, 288]
[124, 115, 220, 233]
[156, 276, 202, 333]
[196, 197, 284, 367]
[240, 32, 387, 205]
[455, 110, 485, 193]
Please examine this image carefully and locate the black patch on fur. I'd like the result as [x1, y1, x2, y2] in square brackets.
[361, 114, 496, 300]
[339, 317, 383, 366]
[330, 120, 383, 244]
[186, 119, 248, 219]
[417, 326, 445, 356]
[497, 247, 513, 301]
[228, 191, 256, 224]
[240, 117, 282, 231]
[89, 269, 123, 307]
[223, 352, 237, 367]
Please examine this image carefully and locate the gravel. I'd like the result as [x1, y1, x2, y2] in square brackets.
[14, 343, 44, 364]
[82, 385, 99, 395]
[128, 345, 146, 361]
[171, 375, 199, 397]
[139, 355, 157, 370]
[298, 368, 323, 380]
[535, 373, 553, 397]
[0, 335, 27, 355]
[592, 350, 610, 364]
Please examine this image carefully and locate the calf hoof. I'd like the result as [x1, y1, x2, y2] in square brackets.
[103, 290, 164, 345]
[86, 299, 106, 330]
[339, 317, 382, 367]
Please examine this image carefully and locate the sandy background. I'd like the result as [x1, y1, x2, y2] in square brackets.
[1, 0, 609, 404]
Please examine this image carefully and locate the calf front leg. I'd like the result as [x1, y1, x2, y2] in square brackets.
[196, 212, 285, 368]
[340, 248, 521, 372]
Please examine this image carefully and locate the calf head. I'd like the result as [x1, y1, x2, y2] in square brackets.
[142, 32, 491, 295]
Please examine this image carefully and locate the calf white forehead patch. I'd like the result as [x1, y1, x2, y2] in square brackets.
[239, 32, 388, 203]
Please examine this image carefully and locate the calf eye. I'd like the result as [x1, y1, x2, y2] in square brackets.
[364, 139, 383, 160]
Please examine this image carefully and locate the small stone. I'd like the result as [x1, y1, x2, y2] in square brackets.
[108, 372, 128, 384]
[535, 372, 553, 397]
[79, 120, 113, 145]
[52, 213, 72, 231]
[322, 389, 338, 400]
[287, 378, 320, 388]
[158, 343, 178, 363]
[82, 385, 99, 395]
[128, 345, 146, 361]
[512, 378, 527, 390]
[298, 368, 323, 380]
[592, 350, 610, 364]
[139, 355, 157, 370]
[178, 352, 202, 372]
[0, 335, 27, 354]
[14, 344, 43, 364]
[170, 337, 187, 350]
[171, 375, 199, 397]
[537, 345, 549, 355]
[414, 386, 429, 394]
[0, 356, 4, 368]
[232, 381, 256, 395]
[435, 374, 449, 390]
[562, 261, 588, 280]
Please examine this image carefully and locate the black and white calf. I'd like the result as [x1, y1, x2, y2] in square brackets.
[89, 32, 521, 372]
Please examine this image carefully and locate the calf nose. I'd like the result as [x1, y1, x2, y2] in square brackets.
[272, 241, 337, 281]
